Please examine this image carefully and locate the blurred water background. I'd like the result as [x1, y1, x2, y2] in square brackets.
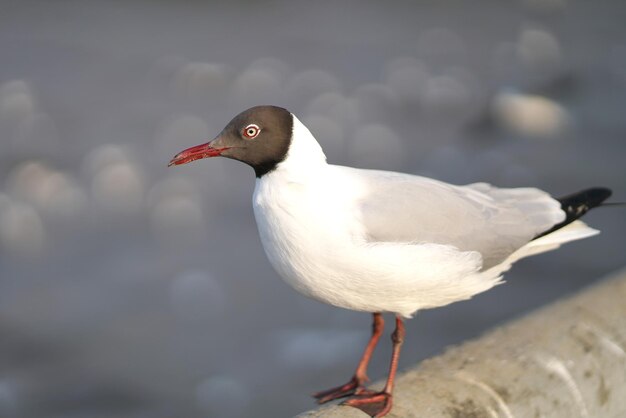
[0, 1, 625, 417]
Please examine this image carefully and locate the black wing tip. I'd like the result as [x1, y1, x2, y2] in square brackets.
[533, 187, 612, 240]
[558, 187, 612, 209]
[590, 187, 613, 204]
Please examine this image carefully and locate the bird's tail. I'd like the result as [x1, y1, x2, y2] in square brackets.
[533, 187, 613, 239]
[485, 187, 617, 278]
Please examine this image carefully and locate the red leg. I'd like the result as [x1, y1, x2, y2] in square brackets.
[342, 316, 405, 417]
[313, 313, 384, 404]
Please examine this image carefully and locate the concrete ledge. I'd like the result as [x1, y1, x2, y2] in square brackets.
[297, 268, 626, 417]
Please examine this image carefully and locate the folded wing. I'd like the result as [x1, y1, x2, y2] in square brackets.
[349, 168, 565, 269]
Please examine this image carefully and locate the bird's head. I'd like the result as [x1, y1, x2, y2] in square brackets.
[168, 105, 293, 177]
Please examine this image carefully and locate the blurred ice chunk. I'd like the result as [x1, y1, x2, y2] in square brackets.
[86, 145, 144, 213]
[6, 161, 87, 219]
[151, 197, 205, 244]
[170, 270, 225, 322]
[230, 64, 283, 106]
[8, 161, 53, 199]
[92, 163, 144, 213]
[172, 61, 230, 99]
[302, 115, 344, 159]
[147, 174, 198, 203]
[148, 175, 206, 245]
[196, 375, 249, 418]
[383, 57, 430, 103]
[0, 80, 36, 121]
[353, 83, 399, 120]
[0, 80, 58, 156]
[15, 111, 59, 153]
[348, 124, 405, 169]
[276, 329, 364, 369]
[151, 54, 187, 78]
[286, 70, 342, 105]
[154, 114, 210, 162]
[305, 92, 360, 128]
[517, 29, 562, 76]
[491, 91, 569, 138]
[83, 144, 129, 176]
[247, 57, 292, 81]
[0, 195, 45, 256]
[421, 74, 472, 117]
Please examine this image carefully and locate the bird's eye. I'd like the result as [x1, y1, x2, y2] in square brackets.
[242, 124, 261, 139]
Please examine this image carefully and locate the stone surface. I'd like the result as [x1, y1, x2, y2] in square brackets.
[297, 269, 626, 417]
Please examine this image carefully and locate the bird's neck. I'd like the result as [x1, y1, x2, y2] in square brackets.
[272, 114, 327, 182]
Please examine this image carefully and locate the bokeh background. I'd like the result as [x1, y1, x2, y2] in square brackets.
[1, 1, 625, 417]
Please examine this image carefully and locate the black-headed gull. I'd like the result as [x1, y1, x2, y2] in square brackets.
[169, 105, 612, 417]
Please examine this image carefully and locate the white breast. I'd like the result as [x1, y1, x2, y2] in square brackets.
[251, 115, 371, 308]
[252, 166, 364, 304]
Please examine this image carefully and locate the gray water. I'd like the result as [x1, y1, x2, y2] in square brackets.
[0, 1, 625, 417]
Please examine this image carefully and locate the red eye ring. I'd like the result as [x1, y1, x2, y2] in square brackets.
[243, 124, 261, 139]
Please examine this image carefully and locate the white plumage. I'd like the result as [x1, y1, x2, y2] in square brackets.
[253, 115, 599, 318]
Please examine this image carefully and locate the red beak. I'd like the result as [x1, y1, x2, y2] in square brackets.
[168, 141, 230, 167]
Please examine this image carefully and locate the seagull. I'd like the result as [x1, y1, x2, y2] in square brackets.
[169, 105, 612, 417]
